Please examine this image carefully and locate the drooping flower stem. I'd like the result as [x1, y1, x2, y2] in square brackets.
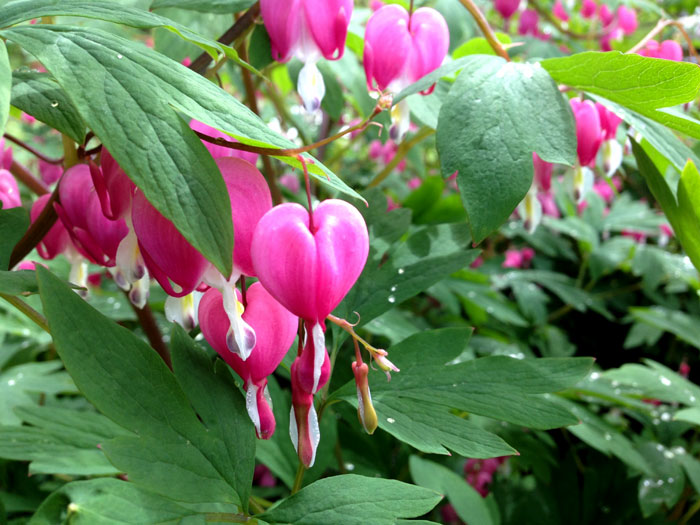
[626, 19, 699, 59]
[0, 293, 50, 333]
[3, 133, 63, 165]
[128, 293, 172, 370]
[297, 155, 315, 232]
[367, 127, 434, 188]
[9, 160, 50, 196]
[291, 461, 306, 494]
[458, 0, 511, 61]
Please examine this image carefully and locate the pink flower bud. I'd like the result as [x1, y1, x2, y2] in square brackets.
[660, 40, 683, 62]
[38, 160, 62, 185]
[580, 0, 596, 19]
[494, 0, 520, 20]
[570, 99, 603, 167]
[518, 9, 539, 36]
[617, 6, 637, 35]
[0, 169, 21, 209]
[595, 103, 622, 141]
[598, 3, 613, 26]
[31, 194, 71, 260]
[0, 139, 12, 170]
[539, 192, 560, 218]
[533, 153, 553, 192]
[56, 165, 128, 266]
[364, 5, 449, 93]
[199, 283, 297, 439]
[503, 249, 524, 269]
[553, 0, 569, 22]
[289, 382, 320, 468]
[352, 361, 378, 434]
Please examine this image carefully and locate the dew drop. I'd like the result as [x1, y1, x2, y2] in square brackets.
[667, 477, 675, 483]
[390, 285, 397, 293]
[7, 379, 15, 386]
[604, 432, 612, 441]
[660, 412, 672, 422]
[397, 268, 405, 275]
[386, 417, 396, 424]
[117, 54, 123, 59]
[589, 372, 600, 381]
[664, 450, 675, 459]
[642, 479, 652, 487]
[387, 295, 396, 304]
[50, 100, 59, 108]
[344, 463, 355, 471]
[660, 376, 672, 386]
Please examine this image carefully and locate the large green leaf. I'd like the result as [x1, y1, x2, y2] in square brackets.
[631, 141, 700, 273]
[0, 361, 76, 426]
[29, 479, 201, 525]
[151, 0, 256, 13]
[334, 329, 592, 433]
[3, 25, 234, 275]
[542, 52, 700, 139]
[170, 325, 255, 510]
[628, 306, 700, 352]
[11, 72, 85, 143]
[259, 475, 442, 525]
[0, 270, 38, 295]
[410, 456, 495, 525]
[35, 267, 248, 506]
[0, 41, 9, 136]
[437, 55, 576, 242]
[0, 207, 29, 271]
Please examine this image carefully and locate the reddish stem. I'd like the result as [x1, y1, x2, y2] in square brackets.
[4, 133, 63, 165]
[9, 160, 50, 195]
[297, 155, 315, 233]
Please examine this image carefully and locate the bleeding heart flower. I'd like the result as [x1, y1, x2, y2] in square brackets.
[553, 0, 569, 22]
[260, 0, 353, 112]
[39, 160, 62, 185]
[31, 194, 71, 260]
[56, 164, 129, 267]
[0, 169, 21, 209]
[0, 139, 12, 170]
[616, 5, 637, 35]
[90, 149, 135, 221]
[570, 99, 603, 167]
[598, 4, 613, 26]
[199, 283, 297, 439]
[518, 9, 539, 36]
[364, 4, 449, 139]
[580, 0, 596, 18]
[494, 0, 520, 19]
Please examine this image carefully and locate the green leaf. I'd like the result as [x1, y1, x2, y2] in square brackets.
[632, 141, 700, 272]
[674, 407, 700, 425]
[0, 207, 29, 271]
[0, 270, 37, 295]
[3, 25, 234, 276]
[35, 267, 246, 505]
[30, 479, 200, 525]
[604, 359, 700, 406]
[11, 72, 86, 143]
[0, 41, 10, 136]
[628, 306, 700, 352]
[259, 475, 442, 525]
[637, 442, 685, 517]
[335, 329, 592, 431]
[339, 221, 478, 325]
[151, 0, 256, 13]
[453, 34, 512, 59]
[395, 56, 473, 102]
[0, 361, 76, 425]
[1, 0, 225, 61]
[170, 325, 255, 509]
[410, 456, 495, 525]
[542, 52, 700, 111]
[437, 56, 576, 242]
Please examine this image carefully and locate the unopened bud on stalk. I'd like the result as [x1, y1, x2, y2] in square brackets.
[352, 361, 378, 434]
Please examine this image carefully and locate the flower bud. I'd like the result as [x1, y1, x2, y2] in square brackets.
[352, 361, 378, 435]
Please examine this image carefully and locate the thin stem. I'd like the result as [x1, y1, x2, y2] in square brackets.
[189, 2, 261, 75]
[527, 0, 603, 40]
[367, 127, 434, 188]
[298, 155, 315, 232]
[237, 35, 283, 205]
[680, 497, 700, 525]
[193, 104, 384, 158]
[9, 187, 59, 269]
[291, 461, 306, 494]
[458, 0, 510, 61]
[627, 19, 699, 60]
[9, 160, 50, 195]
[3, 133, 63, 165]
[0, 293, 50, 333]
[61, 135, 79, 169]
[128, 297, 172, 370]
[248, 496, 265, 515]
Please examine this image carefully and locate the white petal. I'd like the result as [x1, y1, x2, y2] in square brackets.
[390, 99, 411, 141]
[297, 61, 325, 113]
[222, 284, 256, 360]
[245, 384, 262, 437]
[311, 322, 326, 393]
[603, 140, 623, 177]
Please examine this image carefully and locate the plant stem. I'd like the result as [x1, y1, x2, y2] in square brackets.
[526, 0, 603, 40]
[458, 0, 510, 61]
[4, 133, 63, 165]
[9, 187, 59, 269]
[9, 160, 50, 195]
[61, 135, 79, 169]
[128, 297, 172, 370]
[367, 127, 434, 188]
[680, 496, 700, 525]
[627, 19, 699, 59]
[291, 461, 306, 494]
[189, 2, 261, 75]
[193, 104, 384, 158]
[0, 293, 50, 333]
